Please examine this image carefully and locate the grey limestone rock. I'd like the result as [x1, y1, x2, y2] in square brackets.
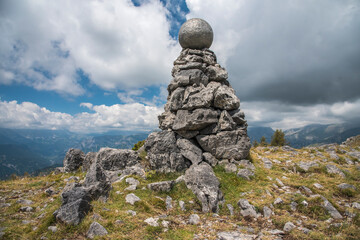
[87, 222, 108, 239]
[227, 204, 234, 216]
[217, 231, 257, 240]
[218, 110, 236, 131]
[173, 108, 219, 131]
[196, 129, 250, 160]
[262, 157, 273, 169]
[63, 148, 85, 172]
[147, 181, 174, 192]
[158, 111, 176, 130]
[188, 214, 200, 225]
[203, 152, 218, 166]
[326, 164, 345, 178]
[283, 222, 296, 232]
[337, 183, 356, 190]
[206, 65, 228, 82]
[237, 199, 257, 218]
[178, 18, 213, 49]
[184, 162, 223, 212]
[237, 169, 254, 180]
[145, 130, 189, 172]
[166, 195, 173, 210]
[213, 85, 240, 110]
[96, 148, 140, 171]
[179, 200, 186, 211]
[297, 161, 319, 172]
[263, 206, 272, 218]
[144, 217, 159, 227]
[53, 184, 92, 225]
[83, 152, 96, 172]
[322, 198, 342, 219]
[125, 193, 140, 205]
[48, 226, 57, 233]
[177, 138, 203, 165]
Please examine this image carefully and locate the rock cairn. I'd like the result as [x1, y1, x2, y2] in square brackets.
[146, 18, 251, 173]
[145, 18, 251, 213]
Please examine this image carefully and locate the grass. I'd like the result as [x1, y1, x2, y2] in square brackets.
[0, 145, 359, 239]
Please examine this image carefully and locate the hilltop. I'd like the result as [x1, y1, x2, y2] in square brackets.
[0, 136, 359, 240]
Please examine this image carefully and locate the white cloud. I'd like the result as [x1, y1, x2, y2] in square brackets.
[241, 100, 360, 130]
[0, 100, 162, 133]
[0, 0, 180, 95]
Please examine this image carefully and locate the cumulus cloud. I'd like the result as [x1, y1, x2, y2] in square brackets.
[0, 100, 162, 133]
[0, 0, 180, 95]
[242, 99, 360, 130]
[186, 0, 360, 105]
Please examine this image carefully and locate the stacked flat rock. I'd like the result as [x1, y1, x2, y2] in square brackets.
[146, 18, 251, 172]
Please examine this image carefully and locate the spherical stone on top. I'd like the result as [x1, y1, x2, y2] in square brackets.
[178, 18, 213, 49]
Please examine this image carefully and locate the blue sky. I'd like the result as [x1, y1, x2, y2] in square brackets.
[1, 0, 360, 133]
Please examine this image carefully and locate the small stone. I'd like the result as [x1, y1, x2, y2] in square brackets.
[301, 200, 309, 207]
[179, 201, 186, 211]
[276, 178, 285, 187]
[326, 164, 345, 178]
[115, 219, 124, 225]
[87, 222, 108, 239]
[263, 206, 272, 218]
[274, 198, 284, 205]
[147, 181, 174, 192]
[238, 199, 257, 218]
[189, 214, 200, 225]
[323, 198, 342, 219]
[300, 186, 313, 195]
[19, 206, 33, 212]
[48, 226, 57, 233]
[352, 202, 360, 209]
[166, 196, 173, 210]
[290, 201, 298, 211]
[162, 220, 170, 228]
[298, 227, 310, 234]
[283, 222, 296, 232]
[225, 163, 237, 173]
[237, 169, 254, 180]
[313, 183, 324, 189]
[227, 204, 234, 216]
[16, 199, 33, 205]
[124, 185, 137, 191]
[45, 187, 55, 196]
[126, 177, 140, 186]
[145, 217, 159, 227]
[217, 231, 257, 240]
[126, 210, 137, 216]
[262, 158, 273, 169]
[337, 183, 356, 190]
[125, 193, 140, 205]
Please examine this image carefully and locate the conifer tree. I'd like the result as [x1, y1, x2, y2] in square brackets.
[270, 129, 286, 146]
[260, 136, 267, 146]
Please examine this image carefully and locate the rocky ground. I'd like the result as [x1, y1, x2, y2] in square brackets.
[0, 136, 359, 240]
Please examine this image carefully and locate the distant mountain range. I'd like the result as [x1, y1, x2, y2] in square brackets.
[0, 128, 149, 179]
[248, 123, 360, 148]
[0, 122, 359, 179]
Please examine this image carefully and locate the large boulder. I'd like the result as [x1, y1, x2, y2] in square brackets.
[172, 108, 219, 131]
[63, 149, 85, 172]
[96, 148, 141, 171]
[53, 183, 92, 225]
[196, 129, 251, 160]
[184, 162, 223, 212]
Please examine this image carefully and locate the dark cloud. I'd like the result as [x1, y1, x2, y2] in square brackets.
[224, 0, 360, 105]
